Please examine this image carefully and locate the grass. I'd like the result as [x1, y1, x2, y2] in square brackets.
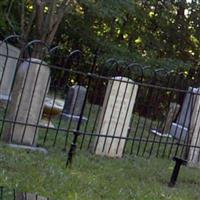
[0, 101, 197, 199]
[0, 144, 200, 200]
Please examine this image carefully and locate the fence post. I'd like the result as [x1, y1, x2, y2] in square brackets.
[168, 157, 187, 187]
[66, 50, 98, 166]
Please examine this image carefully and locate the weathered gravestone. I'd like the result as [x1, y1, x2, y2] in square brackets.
[93, 77, 138, 158]
[170, 87, 199, 141]
[152, 87, 199, 140]
[165, 87, 200, 167]
[16, 192, 49, 200]
[187, 88, 200, 167]
[62, 85, 87, 121]
[0, 42, 20, 100]
[2, 58, 50, 146]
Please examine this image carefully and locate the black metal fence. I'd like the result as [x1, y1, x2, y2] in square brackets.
[1, 35, 200, 185]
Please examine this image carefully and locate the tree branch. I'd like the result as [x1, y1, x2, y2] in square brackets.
[53, 0, 72, 25]
[5, 0, 16, 34]
[20, 0, 25, 37]
[45, 20, 61, 45]
[43, 0, 57, 36]
[44, 0, 73, 44]
[35, 0, 45, 38]
[23, 7, 37, 41]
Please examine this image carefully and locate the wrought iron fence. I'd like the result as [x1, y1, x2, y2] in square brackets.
[0, 35, 200, 186]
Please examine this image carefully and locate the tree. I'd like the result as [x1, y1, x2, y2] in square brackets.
[1, 0, 200, 67]
[4, 0, 74, 57]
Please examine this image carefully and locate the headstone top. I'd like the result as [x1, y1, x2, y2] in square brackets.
[177, 87, 200, 128]
[26, 58, 46, 64]
[0, 41, 19, 54]
[111, 76, 134, 83]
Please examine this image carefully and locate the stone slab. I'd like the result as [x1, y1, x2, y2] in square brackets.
[94, 77, 138, 157]
[2, 58, 50, 146]
[0, 42, 20, 97]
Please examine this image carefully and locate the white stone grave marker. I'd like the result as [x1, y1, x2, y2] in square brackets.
[94, 76, 138, 157]
[188, 88, 200, 167]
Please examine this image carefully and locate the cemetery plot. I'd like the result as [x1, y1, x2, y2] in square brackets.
[0, 39, 200, 170]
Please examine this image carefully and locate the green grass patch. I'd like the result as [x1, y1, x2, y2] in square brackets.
[0, 102, 196, 199]
[0, 145, 200, 200]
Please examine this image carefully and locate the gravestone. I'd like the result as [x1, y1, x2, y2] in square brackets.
[62, 85, 87, 121]
[16, 192, 49, 200]
[0, 42, 20, 99]
[169, 87, 195, 140]
[2, 58, 50, 146]
[187, 88, 200, 167]
[93, 77, 138, 158]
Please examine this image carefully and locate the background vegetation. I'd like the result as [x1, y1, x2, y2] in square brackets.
[0, 0, 199, 69]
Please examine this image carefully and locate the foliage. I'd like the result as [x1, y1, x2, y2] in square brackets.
[0, 0, 74, 58]
[0, 0, 200, 68]
[58, 0, 200, 69]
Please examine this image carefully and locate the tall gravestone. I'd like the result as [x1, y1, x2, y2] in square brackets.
[188, 88, 200, 167]
[169, 87, 194, 140]
[93, 77, 138, 158]
[62, 85, 87, 121]
[0, 42, 20, 99]
[2, 58, 50, 146]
